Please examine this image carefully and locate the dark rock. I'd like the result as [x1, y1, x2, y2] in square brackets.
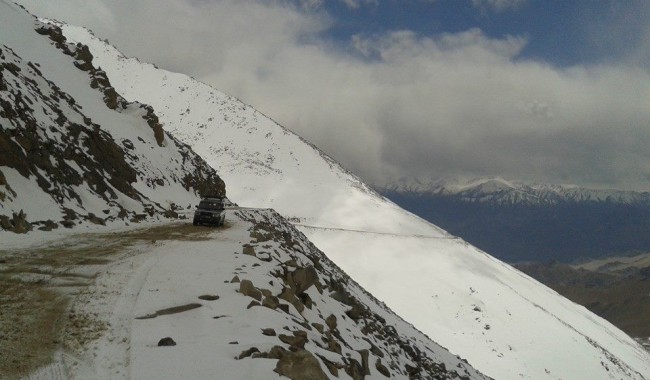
[230, 275, 240, 283]
[157, 337, 176, 347]
[358, 349, 370, 376]
[323, 332, 342, 354]
[198, 295, 220, 301]
[37, 219, 58, 231]
[317, 354, 341, 377]
[369, 343, 384, 358]
[330, 291, 355, 306]
[87, 213, 105, 225]
[325, 314, 337, 330]
[267, 345, 288, 359]
[274, 349, 328, 380]
[375, 359, 391, 377]
[292, 266, 319, 294]
[346, 304, 367, 321]
[345, 358, 365, 380]
[237, 347, 259, 359]
[243, 245, 256, 256]
[247, 300, 260, 309]
[239, 280, 262, 301]
[298, 292, 313, 309]
[311, 323, 324, 334]
[279, 287, 304, 313]
[262, 296, 280, 310]
[262, 328, 276, 336]
[279, 331, 308, 350]
[260, 288, 272, 298]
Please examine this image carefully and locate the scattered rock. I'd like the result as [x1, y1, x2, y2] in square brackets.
[279, 331, 308, 350]
[311, 323, 324, 334]
[279, 287, 304, 313]
[375, 359, 391, 377]
[346, 304, 367, 321]
[230, 275, 240, 283]
[247, 300, 260, 309]
[285, 259, 299, 267]
[317, 354, 341, 377]
[262, 328, 276, 336]
[157, 337, 176, 347]
[267, 345, 288, 359]
[274, 349, 328, 380]
[291, 266, 319, 294]
[237, 347, 260, 359]
[262, 296, 280, 310]
[198, 295, 220, 301]
[239, 280, 262, 301]
[325, 314, 337, 330]
[345, 358, 365, 380]
[243, 245, 256, 256]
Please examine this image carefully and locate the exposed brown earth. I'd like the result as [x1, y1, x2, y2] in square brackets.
[0, 222, 220, 379]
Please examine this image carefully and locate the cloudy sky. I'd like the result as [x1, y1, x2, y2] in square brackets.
[15, 0, 650, 190]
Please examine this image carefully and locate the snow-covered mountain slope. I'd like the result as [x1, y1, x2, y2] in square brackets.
[17, 210, 488, 380]
[0, 1, 223, 233]
[54, 18, 650, 380]
[384, 177, 650, 206]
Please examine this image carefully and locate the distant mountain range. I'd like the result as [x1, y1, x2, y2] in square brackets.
[383, 177, 650, 206]
[382, 177, 650, 263]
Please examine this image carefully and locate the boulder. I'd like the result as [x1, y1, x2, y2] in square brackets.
[279, 331, 308, 350]
[274, 349, 328, 380]
[157, 337, 176, 347]
[238, 347, 260, 359]
[262, 328, 276, 336]
[243, 245, 256, 256]
[292, 266, 319, 294]
[239, 280, 262, 301]
[375, 359, 391, 377]
[262, 296, 280, 310]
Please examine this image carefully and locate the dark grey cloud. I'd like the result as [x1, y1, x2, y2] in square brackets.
[14, 0, 650, 191]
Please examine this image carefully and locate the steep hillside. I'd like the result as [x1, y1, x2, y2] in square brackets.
[0, 1, 223, 234]
[58, 20, 650, 379]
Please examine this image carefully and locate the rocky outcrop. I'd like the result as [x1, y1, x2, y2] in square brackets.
[274, 349, 328, 380]
[0, 22, 225, 232]
[230, 209, 487, 380]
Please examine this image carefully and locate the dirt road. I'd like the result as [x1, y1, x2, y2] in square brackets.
[0, 222, 221, 379]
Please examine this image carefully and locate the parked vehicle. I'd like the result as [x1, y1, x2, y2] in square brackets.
[193, 197, 226, 226]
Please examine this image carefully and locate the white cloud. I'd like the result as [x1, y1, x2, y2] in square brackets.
[14, 0, 650, 191]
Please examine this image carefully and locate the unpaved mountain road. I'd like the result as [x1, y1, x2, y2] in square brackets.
[0, 222, 225, 380]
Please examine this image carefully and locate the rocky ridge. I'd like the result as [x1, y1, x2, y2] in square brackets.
[229, 209, 487, 379]
[0, 5, 224, 233]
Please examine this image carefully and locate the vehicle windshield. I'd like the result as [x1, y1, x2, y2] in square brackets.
[199, 200, 224, 210]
